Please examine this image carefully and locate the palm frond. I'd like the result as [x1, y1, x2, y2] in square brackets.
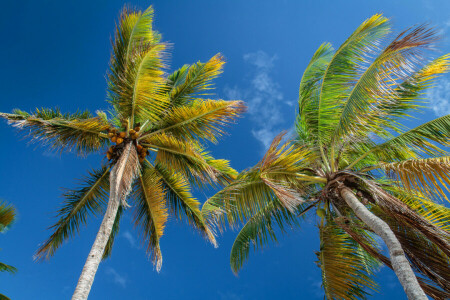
[139, 100, 245, 144]
[349, 114, 450, 168]
[230, 201, 312, 274]
[0, 262, 17, 274]
[391, 188, 450, 232]
[102, 205, 123, 260]
[142, 133, 218, 187]
[170, 54, 225, 106]
[369, 185, 450, 258]
[202, 134, 322, 231]
[380, 156, 450, 202]
[0, 109, 109, 155]
[132, 163, 168, 271]
[317, 220, 379, 300]
[152, 163, 216, 246]
[333, 24, 439, 141]
[317, 14, 390, 144]
[35, 165, 110, 260]
[336, 218, 450, 300]
[0, 201, 16, 231]
[107, 6, 168, 125]
[380, 54, 450, 123]
[373, 207, 450, 293]
[297, 42, 334, 145]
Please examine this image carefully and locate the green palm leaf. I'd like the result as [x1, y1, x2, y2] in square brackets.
[139, 99, 245, 144]
[153, 163, 216, 246]
[317, 221, 379, 300]
[317, 14, 389, 144]
[170, 54, 225, 106]
[0, 109, 109, 155]
[230, 201, 313, 274]
[35, 166, 110, 260]
[0, 201, 16, 231]
[132, 163, 168, 271]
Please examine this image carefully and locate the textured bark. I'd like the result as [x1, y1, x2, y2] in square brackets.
[340, 186, 427, 300]
[71, 166, 120, 300]
[71, 142, 139, 299]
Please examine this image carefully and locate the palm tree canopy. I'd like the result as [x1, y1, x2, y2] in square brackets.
[203, 14, 450, 299]
[0, 6, 245, 271]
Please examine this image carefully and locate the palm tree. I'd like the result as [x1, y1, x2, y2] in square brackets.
[203, 15, 450, 300]
[0, 6, 244, 300]
[0, 200, 17, 300]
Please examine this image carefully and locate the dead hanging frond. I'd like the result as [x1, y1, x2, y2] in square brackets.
[113, 142, 141, 206]
[380, 156, 450, 202]
[366, 182, 450, 258]
[376, 210, 450, 294]
[336, 220, 450, 300]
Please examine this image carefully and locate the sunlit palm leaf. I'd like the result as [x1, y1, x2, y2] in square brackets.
[380, 54, 450, 123]
[383, 184, 450, 232]
[35, 166, 110, 260]
[132, 163, 168, 271]
[348, 114, 450, 168]
[0, 109, 109, 155]
[142, 133, 218, 186]
[379, 156, 450, 202]
[170, 54, 225, 106]
[317, 221, 379, 300]
[107, 6, 168, 125]
[152, 163, 216, 246]
[333, 25, 438, 141]
[139, 100, 245, 143]
[297, 42, 334, 144]
[317, 14, 389, 144]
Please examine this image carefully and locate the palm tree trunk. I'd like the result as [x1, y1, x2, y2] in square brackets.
[340, 186, 427, 300]
[71, 166, 120, 300]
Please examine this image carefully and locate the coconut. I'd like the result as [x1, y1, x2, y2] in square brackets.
[131, 133, 137, 140]
[129, 129, 136, 135]
[119, 132, 126, 138]
[108, 146, 114, 153]
[111, 136, 117, 143]
[116, 137, 124, 144]
[316, 208, 326, 218]
[134, 126, 141, 132]
[106, 153, 112, 160]
[108, 132, 115, 138]
[136, 145, 143, 151]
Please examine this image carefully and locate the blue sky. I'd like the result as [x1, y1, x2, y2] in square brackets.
[0, 0, 449, 299]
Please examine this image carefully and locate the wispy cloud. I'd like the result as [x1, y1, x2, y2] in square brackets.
[105, 267, 127, 288]
[427, 77, 450, 116]
[225, 51, 293, 150]
[122, 230, 137, 248]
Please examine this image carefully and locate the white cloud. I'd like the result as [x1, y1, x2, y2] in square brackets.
[105, 267, 127, 288]
[427, 77, 450, 116]
[122, 230, 137, 248]
[225, 51, 293, 150]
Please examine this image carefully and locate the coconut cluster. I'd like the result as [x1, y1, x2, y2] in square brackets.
[106, 126, 149, 163]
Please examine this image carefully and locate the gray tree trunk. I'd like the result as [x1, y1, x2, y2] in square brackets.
[340, 186, 427, 300]
[71, 166, 120, 300]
